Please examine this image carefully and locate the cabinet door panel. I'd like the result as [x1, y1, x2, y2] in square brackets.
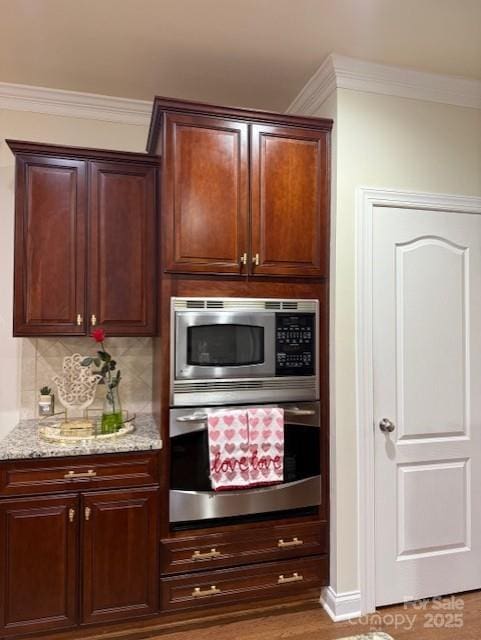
[250, 124, 329, 278]
[163, 113, 248, 274]
[14, 156, 87, 335]
[0, 494, 78, 635]
[81, 487, 159, 624]
[88, 162, 157, 335]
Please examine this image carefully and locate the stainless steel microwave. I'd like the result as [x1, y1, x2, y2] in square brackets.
[171, 297, 319, 406]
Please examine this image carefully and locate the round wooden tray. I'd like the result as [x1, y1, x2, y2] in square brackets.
[38, 420, 135, 444]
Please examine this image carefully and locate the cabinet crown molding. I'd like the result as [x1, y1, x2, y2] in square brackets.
[0, 81, 152, 125]
[6, 139, 159, 164]
[146, 96, 333, 154]
[287, 53, 481, 115]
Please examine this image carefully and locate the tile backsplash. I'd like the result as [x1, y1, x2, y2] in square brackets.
[20, 337, 153, 419]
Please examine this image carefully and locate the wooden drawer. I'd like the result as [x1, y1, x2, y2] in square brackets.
[0, 452, 159, 497]
[161, 555, 327, 611]
[161, 520, 327, 574]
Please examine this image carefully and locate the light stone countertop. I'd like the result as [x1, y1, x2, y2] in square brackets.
[0, 414, 162, 461]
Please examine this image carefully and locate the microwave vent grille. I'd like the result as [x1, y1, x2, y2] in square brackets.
[174, 378, 317, 394]
[174, 298, 317, 312]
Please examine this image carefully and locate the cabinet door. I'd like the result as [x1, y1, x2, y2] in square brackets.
[0, 494, 78, 636]
[163, 113, 248, 274]
[250, 124, 329, 278]
[13, 156, 87, 335]
[81, 487, 159, 624]
[88, 161, 157, 335]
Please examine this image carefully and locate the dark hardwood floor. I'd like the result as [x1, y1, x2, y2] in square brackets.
[41, 591, 481, 640]
[150, 592, 481, 640]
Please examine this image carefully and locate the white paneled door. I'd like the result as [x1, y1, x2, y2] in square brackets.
[373, 207, 481, 606]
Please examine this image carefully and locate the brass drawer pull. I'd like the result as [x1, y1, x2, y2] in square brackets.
[68, 508, 75, 523]
[91, 314, 97, 326]
[64, 469, 97, 479]
[252, 252, 260, 266]
[278, 572, 304, 585]
[85, 506, 91, 521]
[76, 314, 83, 326]
[240, 252, 247, 265]
[192, 548, 221, 561]
[192, 585, 221, 598]
[278, 537, 303, 548]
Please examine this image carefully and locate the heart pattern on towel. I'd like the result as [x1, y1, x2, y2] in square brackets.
[208, 408, 284, 491]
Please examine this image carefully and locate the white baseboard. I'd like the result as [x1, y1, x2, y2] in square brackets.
[320, 586, 362, 621]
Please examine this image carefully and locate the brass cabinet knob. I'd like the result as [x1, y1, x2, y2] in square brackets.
[240, 252, 248, 265]
[76, 314, 83, 326]
[68, 508, 75, 523]
[91, 314, 97, 326]
[252, 253, 260, 266]
[84, 506, 91, 521]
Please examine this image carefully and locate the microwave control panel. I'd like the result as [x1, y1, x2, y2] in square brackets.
[275, 313, 315, 376]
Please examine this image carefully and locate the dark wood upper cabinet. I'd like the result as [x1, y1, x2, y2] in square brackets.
[163, 113, 248, 274]
[0, 494, 78, 636]
[7, 141, 159, 337]
[149, 97, 332, 279]
[88, 161, 157, 335]
[81, 488, 159, 625]
[250, 124, 329, 278]
[13, 155, 87, 335]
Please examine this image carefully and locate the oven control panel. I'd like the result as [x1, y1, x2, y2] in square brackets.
[275, 313, 315, 376]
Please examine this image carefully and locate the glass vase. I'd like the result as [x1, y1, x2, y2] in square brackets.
[101, 385, 123, 434]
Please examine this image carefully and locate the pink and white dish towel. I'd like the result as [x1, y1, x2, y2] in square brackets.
[207, 408, 285, 491]
[247, 407, 284, 486]
[207, 410, 251, 491]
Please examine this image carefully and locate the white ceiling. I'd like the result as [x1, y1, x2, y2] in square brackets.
[1, 0, 481, 111]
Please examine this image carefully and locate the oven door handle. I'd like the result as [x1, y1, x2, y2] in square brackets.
[176, 414, 208, 423]
[177, 408, 316, 422]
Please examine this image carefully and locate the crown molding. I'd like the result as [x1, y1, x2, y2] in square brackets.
[0, 81, 152, 125]
[288, 54, 481, 115]
[287, 56, 338, 116]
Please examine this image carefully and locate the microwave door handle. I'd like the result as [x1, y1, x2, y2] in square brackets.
[176, 414, 209, 423]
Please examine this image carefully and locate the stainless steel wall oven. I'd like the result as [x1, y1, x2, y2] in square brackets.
[169, 401, 321, 525]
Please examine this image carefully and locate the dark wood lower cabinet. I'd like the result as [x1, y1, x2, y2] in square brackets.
[81, 488, 159, 625]
[0, 451, 327, 639]
[160, 555, 327, 612]
[161, 520, 328, 575]
[0, 494, 78, 636]
[0, 452, 161, 639]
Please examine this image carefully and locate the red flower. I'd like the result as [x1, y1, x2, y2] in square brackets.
[91, 328, 106, 343]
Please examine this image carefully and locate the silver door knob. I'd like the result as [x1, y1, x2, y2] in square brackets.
[379, 418, 395, 433]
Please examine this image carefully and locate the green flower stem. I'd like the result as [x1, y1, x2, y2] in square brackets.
[101, 340, 116, 413]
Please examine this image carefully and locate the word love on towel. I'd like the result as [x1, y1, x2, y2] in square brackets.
[207, 408, 284, 491]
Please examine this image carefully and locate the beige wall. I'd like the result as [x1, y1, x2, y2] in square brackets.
[0, 108, 149, 436]
[319, 89, 481, 594]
